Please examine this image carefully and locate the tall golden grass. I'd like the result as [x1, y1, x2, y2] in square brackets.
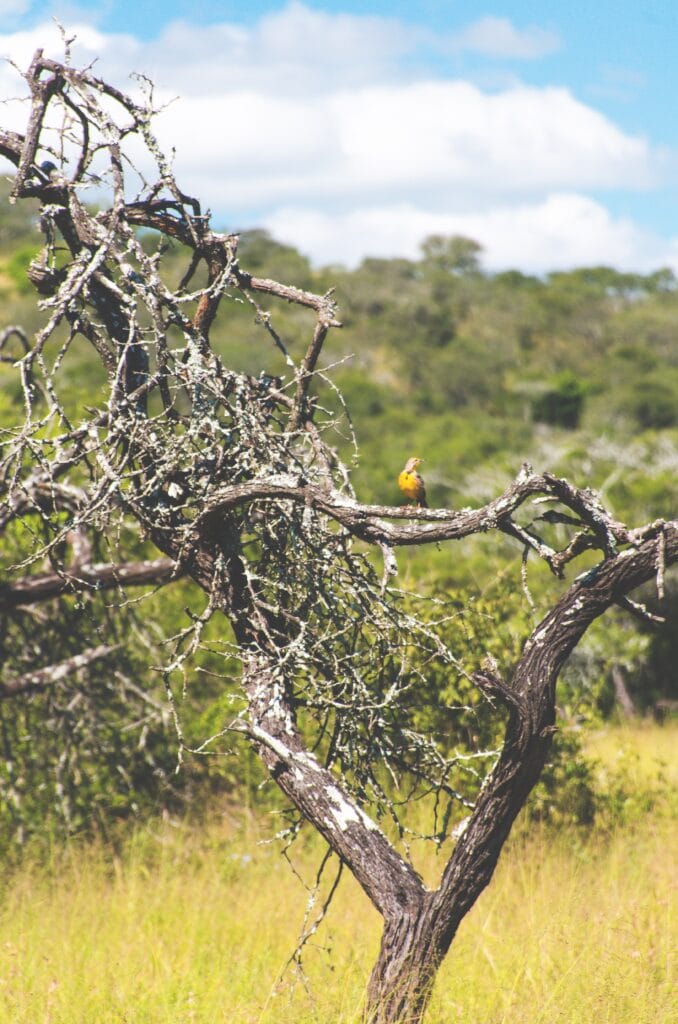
[1, 723, 675, 1024]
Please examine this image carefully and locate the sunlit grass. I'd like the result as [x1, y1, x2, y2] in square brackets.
[0, 725, 675, 1023]
[585, 718, 678, 786]
[430, 820, 675, 1023]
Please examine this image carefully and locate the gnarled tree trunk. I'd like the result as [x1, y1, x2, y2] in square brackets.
[366, 907, 442, 1024]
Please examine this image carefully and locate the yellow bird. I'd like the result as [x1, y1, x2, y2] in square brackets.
[398, 457, 428, 507]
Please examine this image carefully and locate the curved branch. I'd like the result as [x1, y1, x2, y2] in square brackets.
[0, 324, 30, 360]
[197, 469, 648, 563]
[11, 49, 62, 200]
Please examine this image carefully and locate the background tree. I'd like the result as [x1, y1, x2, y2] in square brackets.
[0, 49, 676, 1024]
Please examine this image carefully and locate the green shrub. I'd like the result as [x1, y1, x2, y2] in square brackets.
[532, 370, 586, 428]
[3, 244, 41, 293]
[527, 729, 598, 826]
[621, 372, 678, 429]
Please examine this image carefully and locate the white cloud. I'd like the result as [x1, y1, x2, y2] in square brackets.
[0, 0, 31, 16]
[0, 5, 672, 274]
[445, 16, 560, 59]
[0, 3, 414, 97]
[265, 194, 678, 274]
[152, 80, 655, 215]
[0, 5, 558, 100]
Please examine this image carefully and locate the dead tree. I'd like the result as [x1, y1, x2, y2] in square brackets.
[1, 50, 676, 1024]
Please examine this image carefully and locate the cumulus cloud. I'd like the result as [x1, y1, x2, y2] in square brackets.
[0, 4, 672, 273]
[0, 5, 559, 97]
[265, 194, 678, 274]
[0, 4, 414, 97]
[445, 16, 560, 59]
[0, 0, 31, 16]
[153, 80, 656, 215]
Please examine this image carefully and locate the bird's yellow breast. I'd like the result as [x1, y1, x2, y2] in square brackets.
[398, 470, 424, 501]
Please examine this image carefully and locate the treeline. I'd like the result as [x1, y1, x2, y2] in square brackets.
[232, 230, 678, 512]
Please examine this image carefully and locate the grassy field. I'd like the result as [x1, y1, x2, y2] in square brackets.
[0, 724, 675, 1024]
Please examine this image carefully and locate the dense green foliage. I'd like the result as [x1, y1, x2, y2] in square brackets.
[1, 181, 676, 843]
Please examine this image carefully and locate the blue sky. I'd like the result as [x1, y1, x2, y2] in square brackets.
[1, 1, 677, 272]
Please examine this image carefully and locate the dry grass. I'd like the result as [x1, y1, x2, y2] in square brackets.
[584, 718, 678, 786]
[0, 724, 675, 1023]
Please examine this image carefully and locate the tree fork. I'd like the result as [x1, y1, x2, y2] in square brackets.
[361, 527, 677, 1023]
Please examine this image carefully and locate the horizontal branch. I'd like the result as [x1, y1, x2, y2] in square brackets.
[0, 644, 117, 697]
[197, 468, 646, 561]
[0, 558, 180, 610]
[234, 268, 341, 322]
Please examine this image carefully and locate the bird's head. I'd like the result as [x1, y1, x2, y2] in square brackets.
[404, 457, 423, 472]
[38, 160, 58, 180]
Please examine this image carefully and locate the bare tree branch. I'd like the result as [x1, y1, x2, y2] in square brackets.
[0, 558, 180, 610]
[241, 713, 425, 918]
[0, 644, 118, 697]
[194, 468, 643, 568]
